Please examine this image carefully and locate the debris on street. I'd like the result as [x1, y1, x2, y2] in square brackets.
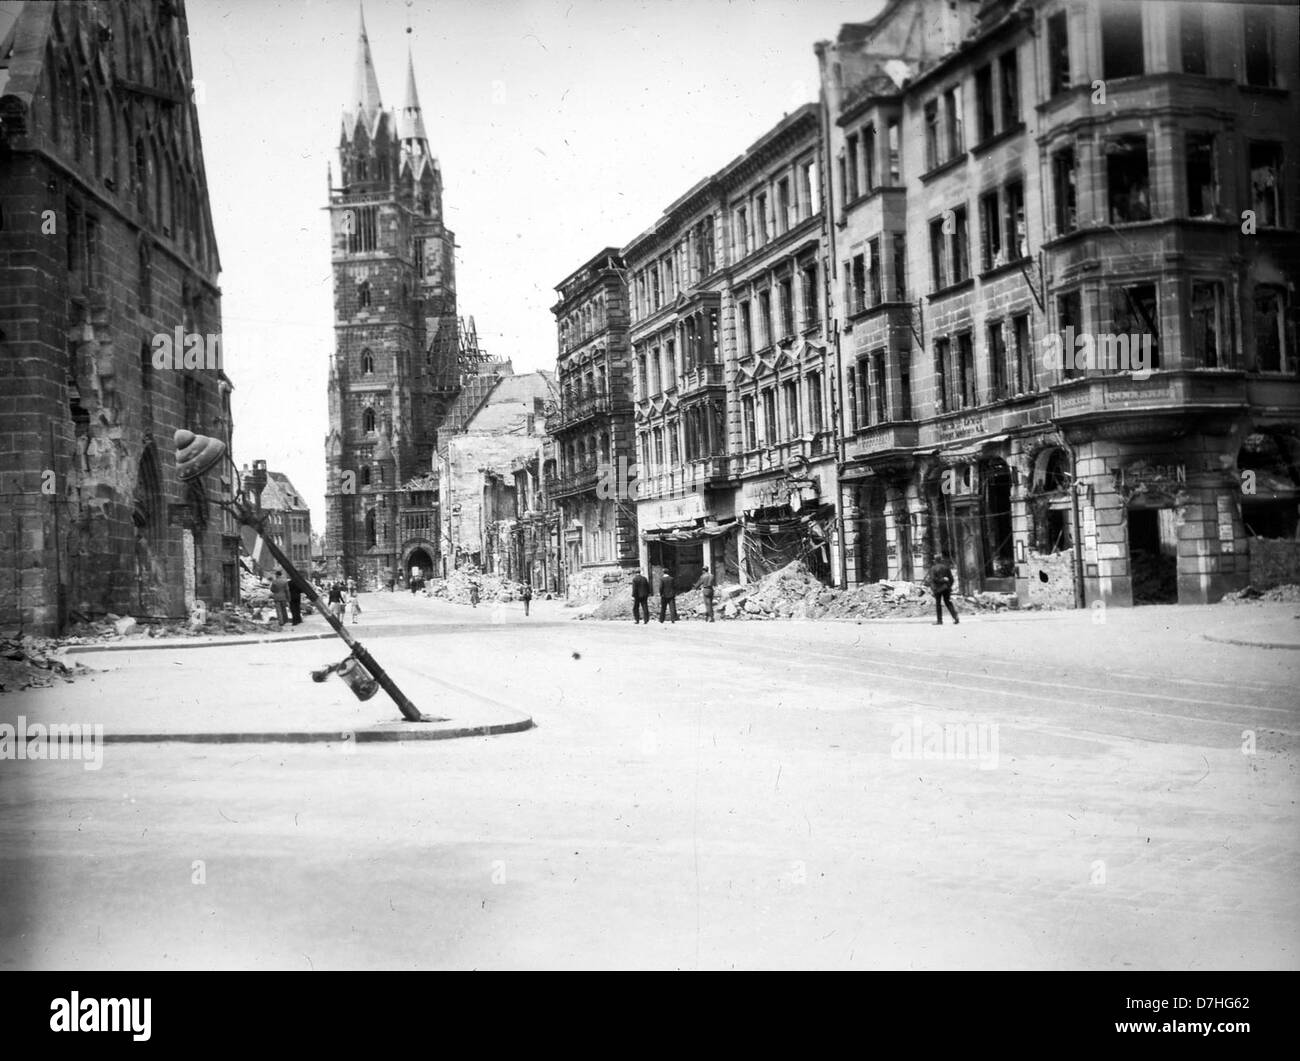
[0, 636, 89, 693]
[582, 560, 1019, 621]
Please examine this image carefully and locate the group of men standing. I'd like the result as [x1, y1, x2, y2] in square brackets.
[630, 566, 717, 625]
[626, 555, 960, 625]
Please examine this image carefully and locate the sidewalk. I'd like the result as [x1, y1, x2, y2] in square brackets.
[3, 628, 533, 745]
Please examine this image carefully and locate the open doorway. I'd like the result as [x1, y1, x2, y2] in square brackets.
[1128, 507, 1178, 604]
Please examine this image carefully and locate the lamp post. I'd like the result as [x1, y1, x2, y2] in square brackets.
[175, 430, 433, 723]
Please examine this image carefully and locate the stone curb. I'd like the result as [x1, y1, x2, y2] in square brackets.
[95, 716, 535, 744]
[1200, 634, 1300, 651]
[63, 632, 336, 655]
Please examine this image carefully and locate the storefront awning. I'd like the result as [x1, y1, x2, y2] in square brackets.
[743, 503, 834, 535]
[642, 518, 738, 542]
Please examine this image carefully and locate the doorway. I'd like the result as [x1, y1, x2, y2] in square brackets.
[1128, 507, 1177, 604]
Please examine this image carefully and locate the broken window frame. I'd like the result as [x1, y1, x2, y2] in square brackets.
[892, 233, 907, 301]
[999, 48, 1020, 128]
[1249, 141, 1284, 228]
[929, 217, 947, 292]
[1106, 134, 1152, 224]
[975, 63, 995, 144]
[934, 337, 950, 413]
[987, 319, 1008, 400]
[1053, 145, 1078, 235]
[1243, 8, 1276, 88]
[1189, 280, 1225, 369]
[1253, 285, 1292, 374]
[1180, 6, 1207, 75]
[1004, 180, 1027, 260]
[1101, 3, 1145, 80]
[1057, 290, 1083, 380]
[924, 99, 940, 171]
[1185, 132, 1217, 218]
[950, 206, 970, 284]
[980, 189, 1002, 270]
[1013, 313, 1035, 394]
[957, 331, 976, 408]
[1047, 11, 1071, 97]
[1109, 283, 1161, 371]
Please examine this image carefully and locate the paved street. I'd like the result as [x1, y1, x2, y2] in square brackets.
[2, 593, 1298, 970]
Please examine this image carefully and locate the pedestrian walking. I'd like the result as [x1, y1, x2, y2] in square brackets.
[346, 589, 362, 625]
[410, 566, 421, 594]
[520, 581, 532, 616]
[631, 571, 651, 625]
[327, 581, 345, 621]
[288, 572, 305, 626]
[693, 565, 716, 622]
[269, 570, 290, 626]
[469, 579, 480, 608]
[927, 554, 960, 625]
[658, 568, 678, 624]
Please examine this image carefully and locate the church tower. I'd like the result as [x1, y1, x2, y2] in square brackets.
[324, 9, 459, 586]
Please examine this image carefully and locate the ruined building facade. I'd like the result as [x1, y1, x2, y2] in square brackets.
[550, 249, 639, 598]
[622, 105, 835, 592]
[324, 15, 458, 589]
[0, 0, 238, 634]
[819, 0, 1299, 606]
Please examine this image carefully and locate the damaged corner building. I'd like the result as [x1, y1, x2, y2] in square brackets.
[0, 0, 239, 635]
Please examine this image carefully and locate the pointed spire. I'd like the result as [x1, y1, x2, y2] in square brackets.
[350, 3, 383, 122]
[399, 48, 429, 150]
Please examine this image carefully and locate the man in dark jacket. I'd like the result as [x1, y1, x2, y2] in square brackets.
[694, 566, 716, 622]
[928, 555, 959, 625]
[631, 571, 651, 624]
[288, 572, 307, 626]
[658, 568, 678, 624]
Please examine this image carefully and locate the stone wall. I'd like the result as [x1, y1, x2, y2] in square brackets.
[1023, 548, 1076, 610]
[1248, 538, 1300, 590]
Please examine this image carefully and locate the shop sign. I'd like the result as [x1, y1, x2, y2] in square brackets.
[639, 492, 704, 528]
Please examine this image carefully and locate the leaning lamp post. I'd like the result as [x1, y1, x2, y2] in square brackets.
[174, 429, 433, 723]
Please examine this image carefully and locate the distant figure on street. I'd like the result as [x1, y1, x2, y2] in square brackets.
[693, 565, 716, 622]
[658, 568, 678, 624]
[469, 579, 481, 608]
[521, 581, 533, 616]
[927, 554, 959, 625]
[288, 572, 306, 626]
[346, 577, 357, 597]
[631, 571, 651, 625]
[327, 581, 345, 621]
[270, 570, 290, 626]
[410, 566, 421, 594]
[346, 588, 362, 625]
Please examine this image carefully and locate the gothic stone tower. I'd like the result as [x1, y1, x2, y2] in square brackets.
[324, 11, 458, 586]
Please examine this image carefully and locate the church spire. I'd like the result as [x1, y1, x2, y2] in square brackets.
[399, 48, 430, 152]
[350, 3, 383, 123]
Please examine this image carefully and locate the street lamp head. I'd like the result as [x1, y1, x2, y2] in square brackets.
[174, 429, 227, 481]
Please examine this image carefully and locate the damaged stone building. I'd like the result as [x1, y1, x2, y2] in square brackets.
[323, 13, 460, 589]
[549, 248, 639, 600]
[0, 0, 238, 634]
[818, 0, 1300, 606]
[436, 363, 557, 578]
[623, 105, 837, 591]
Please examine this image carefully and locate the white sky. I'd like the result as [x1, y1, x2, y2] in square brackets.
[186, 0, 880, 522]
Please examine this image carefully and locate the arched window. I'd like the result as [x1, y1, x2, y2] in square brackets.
[138, 239, 152, 313]
[360, 466, 371, 487]
[362, 407, 376, 432]
[361, 348, 374, 374]
[356, 153, 368, 181]
[357, 281, 371, 309]
[58, 62, 75, 154]
[44, 51, 60, 145]
[134, 138, 146, 214]
[79, 82, 95, 167]
[365, 508, 377, 547]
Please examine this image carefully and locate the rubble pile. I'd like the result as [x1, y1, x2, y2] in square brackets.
[428, 566, 525, 605]
[1222, 583, 1300, 605]
[585, 560, 1019, 622]
[0, 636, 88, 693]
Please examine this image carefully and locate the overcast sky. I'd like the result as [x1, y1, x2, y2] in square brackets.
[186, 0, 880, 521]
